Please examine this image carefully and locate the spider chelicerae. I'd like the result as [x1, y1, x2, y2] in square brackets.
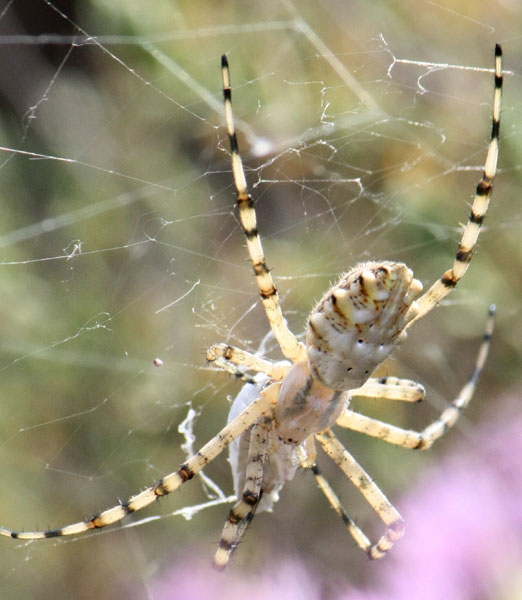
[1, 45, 502, 571]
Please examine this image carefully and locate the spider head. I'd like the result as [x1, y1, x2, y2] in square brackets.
[275, 360, 347, 445]
[306, 261, 423, 391]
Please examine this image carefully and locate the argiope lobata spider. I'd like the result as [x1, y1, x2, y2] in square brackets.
[1, 46, 502, 571]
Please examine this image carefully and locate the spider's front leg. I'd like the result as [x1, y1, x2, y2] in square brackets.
[214, 418, 270, 570]
[315, 429, 405, 559]
[0, 382, 281, 542]
[298, 439, 373, 553]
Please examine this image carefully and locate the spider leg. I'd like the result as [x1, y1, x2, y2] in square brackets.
[407, 45, 502, 328]
[221, 55, 305, 363]
[0, 383, 280, 541]
[337, 305, 495, 449]
[310, 463, 372, 553]
[336, 410, 428, 449]
[298, 439, 371, 552]
[315, 429, 404, 559]
[207, 342, 291, 381]
[213, 419, 270, 570]
[351, 376, 425, 403]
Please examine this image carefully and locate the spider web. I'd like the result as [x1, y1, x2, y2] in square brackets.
[0, 1, 520, 598]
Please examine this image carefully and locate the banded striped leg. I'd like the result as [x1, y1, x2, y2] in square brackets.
[207, 343, 291, 381]
[351, 377, 425, 403]
[214, 419, 270, 570]
[315, 429, 405, 559]
[298, 440, 371, 552]
[310, 463, 372, 553]
[221, 55, 305, 363]
[0, 383, 280, 541]
[337, 305, 495, 450]
[408, 44, 502, 328]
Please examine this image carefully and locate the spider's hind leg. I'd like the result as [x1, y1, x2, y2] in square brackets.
[407, 44, 502, 327]
[221, 55, 305, 363]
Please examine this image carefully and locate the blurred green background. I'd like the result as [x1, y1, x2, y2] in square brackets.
[0, 1, 521, 598]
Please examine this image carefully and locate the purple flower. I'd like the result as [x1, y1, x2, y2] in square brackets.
[151, 557, 320, 600]
[149, 394, 522, 600]
[343, 394, 522, 600]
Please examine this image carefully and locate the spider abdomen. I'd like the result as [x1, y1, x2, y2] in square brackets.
[306, 262, 423, 391]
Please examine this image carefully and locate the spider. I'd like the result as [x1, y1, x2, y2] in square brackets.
[1, 45, 502, 571]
